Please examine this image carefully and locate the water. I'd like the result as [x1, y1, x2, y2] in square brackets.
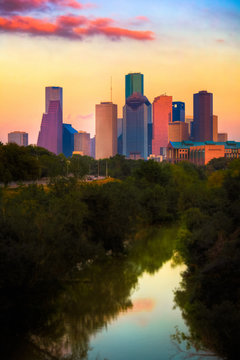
[2, 227, 219, 359]
[88, 261, 187, 360]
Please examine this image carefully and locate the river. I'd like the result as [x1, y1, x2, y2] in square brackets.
[2, 227, 220, 360]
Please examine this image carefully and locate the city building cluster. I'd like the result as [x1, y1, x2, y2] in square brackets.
[7, 73, 240, 165]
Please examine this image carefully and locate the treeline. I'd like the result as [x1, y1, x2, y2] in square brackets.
[0, 143, 240, 359]
[0, 143, 142, 184]
[174, 158, 240, 359]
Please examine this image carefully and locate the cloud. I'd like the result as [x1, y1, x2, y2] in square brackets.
[0, 0, 93, 14]
[0, 14, 155, 41]
[76, 113, 94, 120]
[216, 38, 225, 43]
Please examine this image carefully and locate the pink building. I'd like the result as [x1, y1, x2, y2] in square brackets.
[95, 102, 117, 159]
[37, 100, 62, 155]
[152, 95, 172, 156]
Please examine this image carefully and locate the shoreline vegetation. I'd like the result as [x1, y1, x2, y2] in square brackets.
[0, 143, 240, 359]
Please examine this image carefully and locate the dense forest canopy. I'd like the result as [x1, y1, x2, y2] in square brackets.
[0, 144, 239, 359]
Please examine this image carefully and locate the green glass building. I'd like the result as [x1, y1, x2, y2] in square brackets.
[125, 73, 144, 99]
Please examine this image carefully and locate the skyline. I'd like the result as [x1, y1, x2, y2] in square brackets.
[0, 0, 240, 144]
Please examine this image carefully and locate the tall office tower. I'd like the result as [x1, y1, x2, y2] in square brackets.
[172, 102, 185, 122]
[193, 90, 213, 141]
[95, 102, 117, 159]
[212, 115, 218, 142]
[123, 92, 151, 160]
[152, 95, 172, 156]
[168, 121, 189, 142]
[185, 116, 194, 137]
[37, 100, 62, 154]
[117, 118, 123, 155]
[74, 131, 91, 156]
[125, 73, 144, 99]
[8, 131, 28, 146]
[90, 136, 95, 159]
[62, 124, 77, 157]
[45, 86, 63, 113]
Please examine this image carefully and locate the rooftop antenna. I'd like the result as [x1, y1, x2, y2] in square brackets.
[110, 76, 112, 102]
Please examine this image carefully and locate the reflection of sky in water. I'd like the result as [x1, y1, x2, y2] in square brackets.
[87, 261, 189, 360]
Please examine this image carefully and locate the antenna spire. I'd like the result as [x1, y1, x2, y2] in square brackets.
[110, 76, 112, 102]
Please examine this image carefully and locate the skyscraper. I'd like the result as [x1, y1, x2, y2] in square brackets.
[212, 115, 218, 142]
[8, 131, 28, 146]
[125, 73, 144, 99]
[152, 95, 172, 156]
[45, 86, 63, 113]
[62, 123, 77, 157]
[74, 131, 91, 156]
[37, 100, 62, 154]
[123, 92, 151, 160]
[117, 118, 123, 155]
[193, 90, 213, 141]
[168, 121, 189, 142]
[95, 102, 117, 159]
[172, 102, 185, 122]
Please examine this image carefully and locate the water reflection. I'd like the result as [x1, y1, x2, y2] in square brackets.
[1, 227, 190, 360]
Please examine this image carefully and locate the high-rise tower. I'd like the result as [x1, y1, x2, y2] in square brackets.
[125, 73, 144, 99]
[45, 86, 63, 113]
[172, 102, 185, 122]
[152, 95, 172, 156]
[37, 100, 62, 154]
[95, 102, 117, 159]
[123, 92, 151, 160]
[193, 90, 213, 141]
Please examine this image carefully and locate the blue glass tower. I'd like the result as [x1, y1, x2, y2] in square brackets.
[125, 73, 144, 100]
[62, 123, 77, 157]
[123, 93, 151, 160]
[172, 102, 185, 122]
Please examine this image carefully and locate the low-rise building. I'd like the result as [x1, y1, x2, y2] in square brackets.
[167, 140, 240, 165]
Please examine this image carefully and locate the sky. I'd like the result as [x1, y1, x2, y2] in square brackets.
[0, 0, 240, 144]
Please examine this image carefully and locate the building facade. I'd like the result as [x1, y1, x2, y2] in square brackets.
[37, 100, 62, 154]
[193, 90, 213, 141]
[95, 102, 117, 159]
[123, 92, 151, 160]
[218, 133, 228, 142]
[74, 131, 91, 157]
[172, 102, 185, 122]
[8, 131, 28, 146]
[152, 95, 172, 157]
[62, 124, 77, 158]
[125, 73, 144, 99]
[167, 140, 240, 165]
[45, 86, 63, 114]
[168, 121, 189, 142]
[185, 116, 194, 137]
[212, 115, 218, 142]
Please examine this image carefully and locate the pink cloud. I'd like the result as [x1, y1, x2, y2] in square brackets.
[0, 14, 155, 41]
[216, 38, 225, 43]
[77, 113, 94, 120]
[0, 0, 93, 14]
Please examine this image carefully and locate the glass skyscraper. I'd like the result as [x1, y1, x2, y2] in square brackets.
[172, 102, 185, 122]
[193, 90, 213, 141]
[125, 73, 144, 99]
[123, 93, 151, 160]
